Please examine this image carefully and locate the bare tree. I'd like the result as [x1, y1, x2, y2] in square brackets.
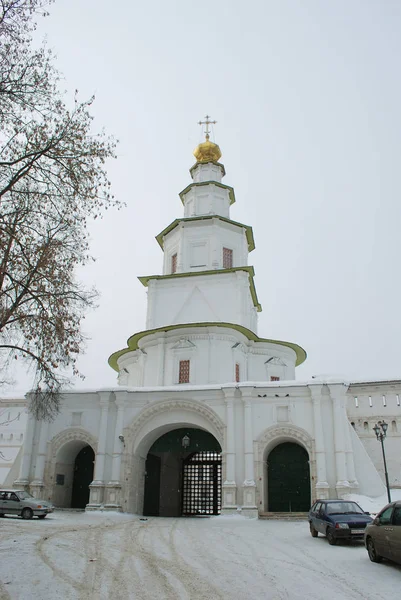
[0, 1, 121, 420]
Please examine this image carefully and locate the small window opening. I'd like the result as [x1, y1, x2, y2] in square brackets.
[351, 422, 355, 429]
[392, 420, 397, 433]
[363, 421, 369, 432]
[223, 247, 233, 269]
[179, 360, 190, 384]
[171, 253, 177, 274]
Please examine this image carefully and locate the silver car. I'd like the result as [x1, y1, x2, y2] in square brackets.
[0, 489, 54, 519]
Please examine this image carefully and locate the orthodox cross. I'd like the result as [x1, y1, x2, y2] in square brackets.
[198, 115, 217, 140]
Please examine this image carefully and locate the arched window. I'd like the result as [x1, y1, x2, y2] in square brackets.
[392, 420, 397, 433]
[351, 422, 355, 429]
[363, 422, 369, 432]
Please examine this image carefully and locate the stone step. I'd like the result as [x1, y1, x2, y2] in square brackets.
[259, 512, 308, 520]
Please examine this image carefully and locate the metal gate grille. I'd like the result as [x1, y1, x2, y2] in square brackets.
[182, 451, 222, 516]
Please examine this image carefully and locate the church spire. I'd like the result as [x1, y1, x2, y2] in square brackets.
[193, 114, 222, 163]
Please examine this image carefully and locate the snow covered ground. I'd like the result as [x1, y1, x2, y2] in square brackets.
[1, 500, 401, 600]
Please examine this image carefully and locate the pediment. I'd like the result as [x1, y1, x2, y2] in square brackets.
[172, 285, 221, 324]
[265, 356, 287, 367]
[171, 338, 196, 349]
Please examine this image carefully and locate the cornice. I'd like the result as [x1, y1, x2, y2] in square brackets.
[155, 215, 255, 252]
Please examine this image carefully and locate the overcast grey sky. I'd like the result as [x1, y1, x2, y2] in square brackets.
[13, 0, 401, 391]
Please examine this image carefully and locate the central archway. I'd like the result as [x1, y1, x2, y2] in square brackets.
[267, 442, 310, 512]
[143, 428, 221, 517]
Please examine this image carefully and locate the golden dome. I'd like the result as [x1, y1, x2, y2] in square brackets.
[193, 137, 222, 163]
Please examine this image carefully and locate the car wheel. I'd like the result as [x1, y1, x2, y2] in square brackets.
[367, 537, 383, 563]
[326, 528, 337, 545]
[21, 507, 33, 520]
[310, 523, 318, 537]
[38, 515, 46, 519]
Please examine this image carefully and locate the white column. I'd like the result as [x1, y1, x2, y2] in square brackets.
[109, 392, 126, 483]
[308, 385, 329, 499]
[243, 398, 255, 486]
[32, 420, 49, 484]
[344, 418, 359, 490]
[241, 389, 257, 514]
[221, 389, 237, 511]
[14, 411, 36, 486]
[92, 392, 110, 484]
[224, 391, 236, 484]
[328, 384, 350, 496]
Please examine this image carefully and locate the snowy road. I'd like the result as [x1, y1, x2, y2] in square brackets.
[0, 511, 400, 600]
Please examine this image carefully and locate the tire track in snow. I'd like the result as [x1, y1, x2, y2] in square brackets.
[35, 520, 132, 598]
[128, 518, 225, 599]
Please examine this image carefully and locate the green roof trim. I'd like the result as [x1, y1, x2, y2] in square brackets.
[138, 266, 262, 312]
[155, 216, 255, 252]
[179, 181, 236, 205]
[108, 322, 307, 371]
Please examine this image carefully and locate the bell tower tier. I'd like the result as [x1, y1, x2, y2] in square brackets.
[109, 116, 307, 387]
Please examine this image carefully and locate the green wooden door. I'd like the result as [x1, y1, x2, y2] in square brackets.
[267, 442, 310, 512]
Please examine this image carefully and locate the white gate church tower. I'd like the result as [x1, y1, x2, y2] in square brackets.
[12, 118, 386, 517]
[110, 118, 305, 391]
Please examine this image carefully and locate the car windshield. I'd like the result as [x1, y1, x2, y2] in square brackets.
[17, 491, 34, 499]
[326, 502, 364, 515]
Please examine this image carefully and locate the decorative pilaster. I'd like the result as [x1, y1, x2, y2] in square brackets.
[14, 410, 35, 489]
[308, 384, 329, 500]
[104, 392, 126, 510]
[241, 389, 257, 516]
[87, 391, 110, 509]
[328, 384, 350, 498]
[221, 388, 237, 512]
[29, 420, 49, 498]
[344, 418, 359, 492]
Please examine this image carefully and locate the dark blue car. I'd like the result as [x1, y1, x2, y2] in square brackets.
[308, 499, 373, 545]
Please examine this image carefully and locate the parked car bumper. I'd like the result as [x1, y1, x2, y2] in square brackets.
[333, 528, 367, 541]
[33, 507, 54, 516]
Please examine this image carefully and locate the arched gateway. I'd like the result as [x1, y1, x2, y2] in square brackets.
[256, 425, 315, 513]
[143, 428, 222, 517]
[47, 428, 97, 508]
[267, 442, 310, 512]
[122, 399, 225, 515]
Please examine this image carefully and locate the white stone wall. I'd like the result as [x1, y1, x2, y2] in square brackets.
[346, 382, 401, 487]
[9, 380, 391, 514]
[0, 400, 27, 486]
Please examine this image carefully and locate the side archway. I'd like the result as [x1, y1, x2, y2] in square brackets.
[44, 428, 97, 508]
[121, 399, 226, 514]
[255, 425, 316, 513]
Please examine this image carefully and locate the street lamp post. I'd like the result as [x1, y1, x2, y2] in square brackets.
[373, 421, 391, 504]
